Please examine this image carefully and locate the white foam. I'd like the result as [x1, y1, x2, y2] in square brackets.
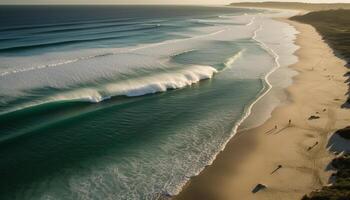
[246, 16, 256, 26]
[0, 59, 80, 77]
[52, 88, 107, 103]
[0, 65, 217, 115]
[53, 65, 217, 102]
[110, 65, 216, 96]
[218, 25, 282, 150]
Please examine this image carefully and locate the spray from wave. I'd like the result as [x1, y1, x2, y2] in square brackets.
[54, 65, 217, 101]
[221, 50, 245, 72]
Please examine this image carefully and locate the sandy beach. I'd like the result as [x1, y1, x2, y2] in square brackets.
[175, 13, 350, 200]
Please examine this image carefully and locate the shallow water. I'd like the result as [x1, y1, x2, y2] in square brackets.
[0, 6, 298, 199]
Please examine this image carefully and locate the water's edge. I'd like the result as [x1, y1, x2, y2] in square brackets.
[173, 11, 300, 197]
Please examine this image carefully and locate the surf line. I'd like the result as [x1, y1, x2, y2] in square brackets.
[0, 29, 226, 78]
[231, 25, 280, 134]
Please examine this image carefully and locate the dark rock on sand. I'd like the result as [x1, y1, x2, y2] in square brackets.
[336, 126, 350, 140]
[308, 115, 320, 120]
[252, 184, 267, 193]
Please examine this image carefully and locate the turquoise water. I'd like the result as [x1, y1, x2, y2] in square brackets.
[0, 6, 298, 199]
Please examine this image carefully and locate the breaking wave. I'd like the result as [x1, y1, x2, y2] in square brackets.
[0, 65, 217, 115]
[54, 65, 217, 101]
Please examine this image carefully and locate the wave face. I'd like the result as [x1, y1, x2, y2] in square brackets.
[47, 65, 217, 103]
[0, 5, 299, 200]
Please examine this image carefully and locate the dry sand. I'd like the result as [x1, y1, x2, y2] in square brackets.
[174, 17, 350, 200]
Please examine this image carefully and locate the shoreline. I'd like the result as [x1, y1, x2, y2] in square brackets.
[174, 11, 350, 200]
[170, 10, 300, 197]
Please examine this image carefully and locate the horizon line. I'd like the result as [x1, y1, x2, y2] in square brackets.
[1, 2, 350, 6]
[0, 3, 228, 5]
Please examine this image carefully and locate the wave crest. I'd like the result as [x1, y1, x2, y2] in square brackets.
[0, 65, 218, 115]
[53, 65, 217, 103]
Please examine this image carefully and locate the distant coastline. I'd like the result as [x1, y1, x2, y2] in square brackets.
[230, 2, 350, 11]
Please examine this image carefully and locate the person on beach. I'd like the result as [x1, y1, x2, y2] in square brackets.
[271, 165, 283, 174]
[275, 125, 278, 130]
[308, 141, 319, 151]
[288, 119, 292, 126]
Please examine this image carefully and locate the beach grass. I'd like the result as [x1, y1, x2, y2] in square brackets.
[291, 9, 350, 62]
[302, 154, 350, 200]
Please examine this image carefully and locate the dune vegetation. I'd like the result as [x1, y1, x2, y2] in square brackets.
[291, 9, 350, 62]
[301, 154, 350, 200]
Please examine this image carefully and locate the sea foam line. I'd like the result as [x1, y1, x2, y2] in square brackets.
[211, 25, 282, 177]
[128, 29, 225, 52]
[0, 53, 112, 77]
[213, 23, 282, 159]
[246, 16, 256, 26]
[228, 25, 280, 136]
[171, 22, 283, 197]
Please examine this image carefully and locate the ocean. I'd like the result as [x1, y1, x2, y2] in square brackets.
[0, 5, 298, 199]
